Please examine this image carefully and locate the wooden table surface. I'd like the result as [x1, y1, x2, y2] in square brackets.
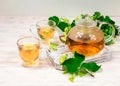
[0, 16, 120, 86]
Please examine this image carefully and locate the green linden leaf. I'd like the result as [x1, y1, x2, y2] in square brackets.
[108, 26, 113, 35]
[68, 75, 75, 82]
[73, 52, 85, 61]
[97, 15, 104, 21]
[115, 25, 119, 36]
[49, 42, 58, 51]
[80, 62, 101, 72]
[64, 26, 71, 35]
[48, 16, 59, 25]
[116, 25, 120, 35]
[100, 24, 113, 37]
[71, 20, 76, 27]
[62, 52, 85, 74]
[57, 22, 69, 32]
[92, 11, 101, 20]
[59, 53, 68, 64]
[103, 16, 115, 25]
[60, 18, 70, 24]
[62, 58, 77, 74]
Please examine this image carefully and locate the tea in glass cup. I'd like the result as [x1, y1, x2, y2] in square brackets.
[36, 20, 55, 44]
[17, 36, 40, 67]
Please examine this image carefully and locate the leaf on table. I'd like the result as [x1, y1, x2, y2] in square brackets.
[80, 62, 101, 72]
[62, 52, 85, 74]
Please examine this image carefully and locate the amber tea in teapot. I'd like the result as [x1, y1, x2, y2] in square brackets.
[66, 19, 105, 57]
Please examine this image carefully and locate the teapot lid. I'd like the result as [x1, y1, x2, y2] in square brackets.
[76, 17, 96, 27]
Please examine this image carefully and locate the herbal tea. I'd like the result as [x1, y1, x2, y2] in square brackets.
[66, 27, 105, 57]
[37, 26, 54, 43]
[18, 44, 40, 66]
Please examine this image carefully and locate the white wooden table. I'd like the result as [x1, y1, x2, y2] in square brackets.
[0, 16, 120, 86]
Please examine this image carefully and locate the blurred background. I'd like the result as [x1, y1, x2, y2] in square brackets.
[0, 0, 120, 17]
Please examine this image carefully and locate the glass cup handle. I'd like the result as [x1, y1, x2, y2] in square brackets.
[29, 24, 40, 39]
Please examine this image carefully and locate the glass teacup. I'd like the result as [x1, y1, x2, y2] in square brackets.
[36, 20, 55, 44]
[17, 36, 40, 67]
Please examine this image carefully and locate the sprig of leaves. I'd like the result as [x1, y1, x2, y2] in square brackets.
[48, 16, 75, 35]
[59, 52, 101, 82]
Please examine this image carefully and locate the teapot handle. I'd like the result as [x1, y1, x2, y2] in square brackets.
[99, 22, 115, 44]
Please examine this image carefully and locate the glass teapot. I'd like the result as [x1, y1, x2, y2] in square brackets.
[66, 18, 115, 57]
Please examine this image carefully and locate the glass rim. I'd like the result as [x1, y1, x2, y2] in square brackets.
[36, 20, 56, 27]
[17, 36, 40, 46]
